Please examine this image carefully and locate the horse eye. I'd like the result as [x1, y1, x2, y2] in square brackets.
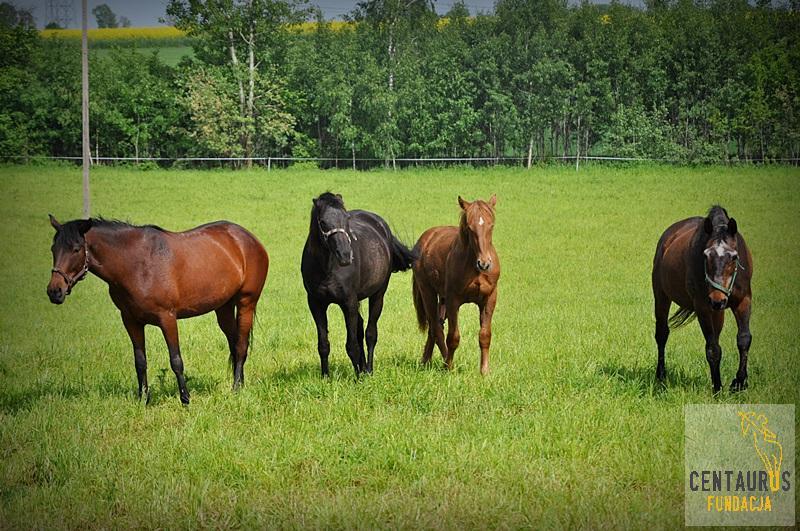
[72, 246, 80, 253]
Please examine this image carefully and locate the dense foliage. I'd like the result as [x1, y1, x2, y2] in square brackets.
[0, 0, 798, 164]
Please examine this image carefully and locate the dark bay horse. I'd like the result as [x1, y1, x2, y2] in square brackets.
[47, 216, 269, 404]
[301, 193, 416, 376]
[412, 195, 500, 375]
[652, 206, 753, 393]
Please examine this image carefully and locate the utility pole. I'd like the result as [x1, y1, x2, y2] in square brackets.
[81, 0, 90, 218]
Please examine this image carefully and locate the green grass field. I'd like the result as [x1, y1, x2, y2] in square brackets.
[0, 164, 798, 528]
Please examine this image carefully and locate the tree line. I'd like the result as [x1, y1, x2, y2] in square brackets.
[0, 0, 798, 167]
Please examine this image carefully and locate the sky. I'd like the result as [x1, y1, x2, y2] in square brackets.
[14, 0, 508, 28]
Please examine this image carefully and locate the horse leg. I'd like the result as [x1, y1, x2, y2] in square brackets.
[122, 312, 149, 403]
[357, 313, 366, 371]
[417, 281, 441, 365]
[215, 300, 239, 388]
[308, 296, 330, 377]
[159, 314, 190, 405]
[365, 286, 387, 374]
[232, 298, 256, 389]
[698, 310, 725, 394]
[340, 300, 364, 376]
[478, 290, 497, 376]
[653, 288, 671, 383]
[730, 296, 752, 392]
[444, 298, 461, 370]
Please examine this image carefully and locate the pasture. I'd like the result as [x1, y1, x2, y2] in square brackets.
[0, 164, 798, 528]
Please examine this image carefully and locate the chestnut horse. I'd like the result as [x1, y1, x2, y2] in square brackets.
[46, 216, 269, 404]
[652, 206, 753, 393]
[412, 195, 499, 374]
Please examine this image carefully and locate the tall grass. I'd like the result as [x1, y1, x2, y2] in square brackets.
[0, 164, 797, 528]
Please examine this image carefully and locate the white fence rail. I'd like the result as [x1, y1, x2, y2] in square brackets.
[2, 155, 799, 167]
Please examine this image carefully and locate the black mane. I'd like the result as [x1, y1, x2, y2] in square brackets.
[706, 205, 730, 238]
[53, 217, 164, 248]
[315, 192, 346, 211]
[92, 217, 165, 232]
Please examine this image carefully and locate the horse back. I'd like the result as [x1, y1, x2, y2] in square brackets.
[151, 222, 268, 316]
[652, 217, 702, 306]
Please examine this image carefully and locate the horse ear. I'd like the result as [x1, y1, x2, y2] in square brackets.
[458, 196, 469, 210]
[488, 194, 497, 208]
[76, 219, 92, 235]
[335, 193, 343, 200]
[703, 217, 713, 234]
[49, 214, 61, 231]
[728, 218, 737, 236]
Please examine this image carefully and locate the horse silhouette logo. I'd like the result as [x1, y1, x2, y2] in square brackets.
[738, 411, 783, 493]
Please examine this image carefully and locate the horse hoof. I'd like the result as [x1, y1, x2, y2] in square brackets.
[180, 394, 190, 405]
[730, 379, 748, 392]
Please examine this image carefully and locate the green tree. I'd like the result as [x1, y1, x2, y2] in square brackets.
[92, 4, 119, 28]
[166, 0, 306, 165]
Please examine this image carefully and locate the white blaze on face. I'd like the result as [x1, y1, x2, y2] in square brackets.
[704, 240, 736, 259]
[478, 216, 484, 226]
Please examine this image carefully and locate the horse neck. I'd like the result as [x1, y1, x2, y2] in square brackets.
[85, 226, 136, 285]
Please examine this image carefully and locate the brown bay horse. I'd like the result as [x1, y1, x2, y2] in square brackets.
[652, 206, 753, 393]
[46, 216, 269, 404]
[412, 195, 499, 374]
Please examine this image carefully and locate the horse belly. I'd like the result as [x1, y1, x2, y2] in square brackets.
[177, 273, 241, 317]
[657, 250, 693, 309]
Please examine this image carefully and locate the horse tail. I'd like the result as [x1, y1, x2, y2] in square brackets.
[669, 307, 696, 329]
[389, 234, 418, 272]
[412, 279, 428, 332]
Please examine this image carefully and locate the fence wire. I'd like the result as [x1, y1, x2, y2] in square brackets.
[2, 154, 799, 169]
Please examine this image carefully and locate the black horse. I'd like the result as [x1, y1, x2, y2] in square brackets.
[302, 193, 417, 376]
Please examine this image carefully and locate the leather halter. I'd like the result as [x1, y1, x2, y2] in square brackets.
[318, 219, 356, 262]
[51, 241, 90, 295]
[704, 257, 744, 297]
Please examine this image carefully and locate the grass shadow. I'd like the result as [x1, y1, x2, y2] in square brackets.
[147, 369, 221, 405]
[389, 353, 452, 373]
[598, 363, 709, 397]
[0, 371, 222, 413]
[0, 378, 131, 414]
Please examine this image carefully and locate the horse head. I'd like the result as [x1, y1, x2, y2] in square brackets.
[702, 208, 741, 311]
[312, 193, 354, 267]
[47, 215, 92, 304]
[458, 194, 497, 272]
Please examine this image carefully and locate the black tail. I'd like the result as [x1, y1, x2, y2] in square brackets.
[228, 305, 257, 367]
[389, 234, 418, 272]
[669, 307, 696, 329]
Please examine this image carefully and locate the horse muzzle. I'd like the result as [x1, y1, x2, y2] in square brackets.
[709, 296, 727, 311]
[476, 259, 492, 272]
[47, 285, 66, 304]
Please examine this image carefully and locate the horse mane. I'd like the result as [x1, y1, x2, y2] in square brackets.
[54, 217, 164, 248]
[706, 205, 729, 233]
[91, 217, 165, 232]
[315, 192, 346, 211]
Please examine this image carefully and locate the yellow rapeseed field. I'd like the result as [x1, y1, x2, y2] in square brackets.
[41, 26, 186, 40]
